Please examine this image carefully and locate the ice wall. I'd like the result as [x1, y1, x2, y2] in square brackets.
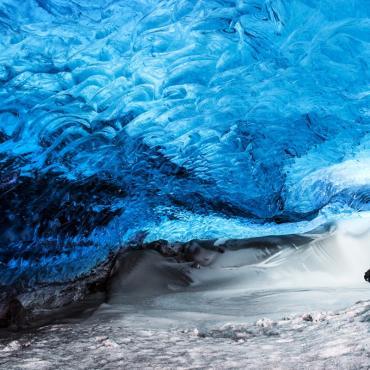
[0, 0, 369, 285]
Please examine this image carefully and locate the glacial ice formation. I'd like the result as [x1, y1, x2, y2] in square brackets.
[0, 0, 370, 285]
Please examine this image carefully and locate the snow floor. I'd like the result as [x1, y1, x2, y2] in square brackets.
[0, 299, 369, 369]
[1, 219, 370, 369]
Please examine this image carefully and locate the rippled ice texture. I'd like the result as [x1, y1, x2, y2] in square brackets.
[0, 0, 370, 283]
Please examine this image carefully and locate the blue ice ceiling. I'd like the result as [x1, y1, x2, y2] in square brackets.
[0, 0, 370, 284]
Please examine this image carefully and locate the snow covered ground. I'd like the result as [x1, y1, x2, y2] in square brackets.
[0, 300, 369, 369]
[0, 218, 369, 369]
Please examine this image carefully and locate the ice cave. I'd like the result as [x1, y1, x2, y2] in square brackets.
[0, 0, 369, 368]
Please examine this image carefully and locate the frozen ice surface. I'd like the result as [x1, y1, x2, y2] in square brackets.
[0, 2, 369, 367]
[0, 0, 370, 284]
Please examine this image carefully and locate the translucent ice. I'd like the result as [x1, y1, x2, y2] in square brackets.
[0, 0, 369, 284]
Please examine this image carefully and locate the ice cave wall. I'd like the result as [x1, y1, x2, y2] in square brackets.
[0, 0, 369, 285]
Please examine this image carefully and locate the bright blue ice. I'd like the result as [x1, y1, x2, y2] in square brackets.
[0, 0, 369, 284]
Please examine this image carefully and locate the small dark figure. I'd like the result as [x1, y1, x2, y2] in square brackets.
[3, 298, 27, 330]
[364, 269, 370, 283]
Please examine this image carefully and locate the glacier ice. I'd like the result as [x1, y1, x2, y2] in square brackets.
[0, 0, 370, 285]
